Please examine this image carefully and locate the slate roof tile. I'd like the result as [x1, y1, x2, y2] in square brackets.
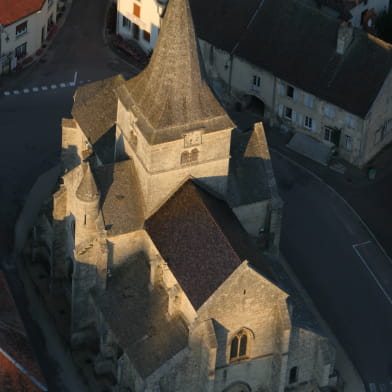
[145, 181, 275, 309]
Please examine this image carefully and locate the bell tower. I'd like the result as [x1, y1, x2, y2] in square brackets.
[115, 0, 234, 215]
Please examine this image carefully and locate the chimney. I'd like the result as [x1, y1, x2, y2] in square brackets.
[337, 21, 353, 55]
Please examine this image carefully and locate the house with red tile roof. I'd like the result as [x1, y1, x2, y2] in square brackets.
[0, 271, 47, 392]
[0, 0, 57, 75]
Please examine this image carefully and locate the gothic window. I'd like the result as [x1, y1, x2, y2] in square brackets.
[289, 366, 298, 384]
[190, 148, 199, 162]
[181, 151, 190, 165]
[229, 329, 250, 361]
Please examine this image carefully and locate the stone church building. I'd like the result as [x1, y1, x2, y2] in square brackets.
[29, 0, 337, 390]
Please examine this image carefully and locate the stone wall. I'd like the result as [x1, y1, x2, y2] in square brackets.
[116, 100, 233, 216]
[196, 262, 291, 392]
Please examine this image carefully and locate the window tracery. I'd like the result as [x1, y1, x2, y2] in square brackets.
[229, 329, 250, 361]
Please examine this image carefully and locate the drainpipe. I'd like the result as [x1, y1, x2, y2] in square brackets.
[271, 74, 277, 126]
[228, 53, 234, 95]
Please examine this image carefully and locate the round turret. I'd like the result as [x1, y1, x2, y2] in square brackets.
[76, 163, 100, 202]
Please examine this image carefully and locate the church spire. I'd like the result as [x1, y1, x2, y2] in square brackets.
[124, 0, 233, 143]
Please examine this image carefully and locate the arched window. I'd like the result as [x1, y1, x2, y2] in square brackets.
[190, 148, 199, 162]
[181, 151, 190, 165]
[230, 329, 250, 361]
[289, 366, 298, 383]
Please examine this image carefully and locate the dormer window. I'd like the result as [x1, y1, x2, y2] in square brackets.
[229, 329, 250, 361]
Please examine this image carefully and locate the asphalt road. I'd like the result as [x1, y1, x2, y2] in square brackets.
[271, 150, 392, 388]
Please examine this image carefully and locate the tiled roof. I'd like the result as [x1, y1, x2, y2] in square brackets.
[227, 125, 271, 207]
[94, 254, 188, 378]
[123, 0, 234, 144]
[320, 0, 363, 13]
[145, 180, 275, 310]
[0, 0, 45, 26]
[0, 272, 46, 391]
[191, 0, 392, 117]
[76, 163, 100, 202]
[72, 75, 125, 145]
[93, 159, 144, 237]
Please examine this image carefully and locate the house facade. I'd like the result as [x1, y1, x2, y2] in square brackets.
[0, 0, 57, 75]
[116, 0, 164, 53]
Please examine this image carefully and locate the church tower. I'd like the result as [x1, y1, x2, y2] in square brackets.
[115, 0, 235, 215]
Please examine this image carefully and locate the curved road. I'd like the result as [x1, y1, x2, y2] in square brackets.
[271, 150, 392, 390]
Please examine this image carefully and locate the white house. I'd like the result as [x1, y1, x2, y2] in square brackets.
[116, 0, 165, 53]
[0, 0, 58, 75]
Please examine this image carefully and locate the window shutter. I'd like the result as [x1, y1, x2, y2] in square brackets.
[293, 89, 298, 101]
[278, 84, 284, 96]
[278, 104, 283, 117]
[298, 113, 303, 126]
[312, 120, 316, 131]
[310, 95, 314, 108]
[292, 111, 297, 122]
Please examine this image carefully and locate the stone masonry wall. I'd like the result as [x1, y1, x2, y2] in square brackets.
[196, 262, 291, 392]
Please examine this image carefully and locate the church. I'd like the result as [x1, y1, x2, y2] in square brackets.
[28, 0, 337, 390]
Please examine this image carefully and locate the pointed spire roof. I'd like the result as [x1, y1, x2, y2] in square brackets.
[123, 0, 233, 144]
[76, 162, 100, 202]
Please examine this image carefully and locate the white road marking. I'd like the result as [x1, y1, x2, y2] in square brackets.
[353, 242, 392, 306]
[2, 78, 84, 98]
